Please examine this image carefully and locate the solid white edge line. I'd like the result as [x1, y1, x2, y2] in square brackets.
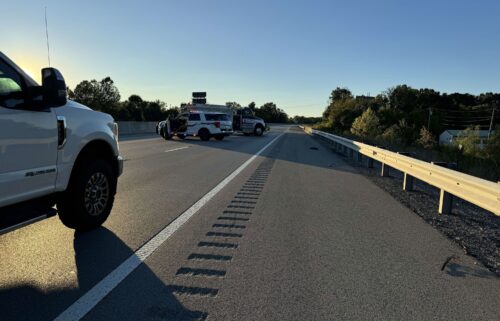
[53, 131, 285, 321]
[164, 146, 189, 153]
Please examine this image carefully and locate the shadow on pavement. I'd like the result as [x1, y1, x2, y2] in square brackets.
[445, 263, 496, 279]
[0, 227, 206, 321]
[154, 125, 359, 174]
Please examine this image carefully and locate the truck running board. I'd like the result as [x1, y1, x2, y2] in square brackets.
[0, 205, 57, 235]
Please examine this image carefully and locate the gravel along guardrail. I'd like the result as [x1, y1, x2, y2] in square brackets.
[302, 126, 500, 276]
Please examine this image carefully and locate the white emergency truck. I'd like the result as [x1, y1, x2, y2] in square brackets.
[0, 52, 123, 233]
[160, 104, 233, 141]
[158, 103, 267, 140]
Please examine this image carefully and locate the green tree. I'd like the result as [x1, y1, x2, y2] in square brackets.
[417, 126, 437, 149]
[164, 106, 180, 119]
[350, 108, 381, 138]
[322, 87, 354, 120]
[386, 85, 419, 113]
[68, 77, 121, 117]
[330, 87, 353, 102]
[483, 126, 500, 175]
[225, 102, 241, 111]
[143, 100, 166, 121]
[123, 95, 145, 121]
[381, 124, 403, 145]
[256, 102, 288, 123]
[454, 126, 481, 157]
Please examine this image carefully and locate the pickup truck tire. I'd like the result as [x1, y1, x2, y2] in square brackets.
[161, 129, 172, 140]
[58, 159, 116, 230]
[214, 134, 224, 141]
[254, 125, 264, 136]
[199, 128, 210, 141]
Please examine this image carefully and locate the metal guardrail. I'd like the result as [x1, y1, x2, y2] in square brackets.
[302, 126, 500, 216]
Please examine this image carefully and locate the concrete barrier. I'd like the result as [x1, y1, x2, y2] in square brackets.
[117, 121, 158, 135]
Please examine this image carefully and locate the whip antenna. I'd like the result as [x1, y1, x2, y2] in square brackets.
[45, 6, 51, 66]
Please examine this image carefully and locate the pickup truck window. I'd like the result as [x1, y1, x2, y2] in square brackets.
[0, 59, 24, 108]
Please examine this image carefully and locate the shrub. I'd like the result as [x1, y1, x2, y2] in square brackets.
[454, 126, 481, 157]
[396, 119, 417, 146]
[483, 126, 500, 175]
[350, 108, 381, 139]
[417, 126, 437, 149]
[380, 124, 402, 145]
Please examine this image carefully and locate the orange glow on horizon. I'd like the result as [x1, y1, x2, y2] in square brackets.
[11, 54, 46, 85]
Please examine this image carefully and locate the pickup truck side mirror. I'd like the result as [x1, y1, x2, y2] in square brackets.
[42, 67, 67, 107]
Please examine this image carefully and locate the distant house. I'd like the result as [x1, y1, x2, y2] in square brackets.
[439, 129, 492, 148]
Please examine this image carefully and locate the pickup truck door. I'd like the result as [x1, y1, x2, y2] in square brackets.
[241, 117, 255, 132]
[0, 59, 58, 207]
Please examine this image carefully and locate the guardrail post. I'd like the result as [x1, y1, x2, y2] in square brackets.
[380, 163, 390, 177]
[439, 189, 453, 214]
[357, 152, 362, 162]
[403, 173, 414, 191]
[367, 158, 374, 168]
[349, 149, 354, 158]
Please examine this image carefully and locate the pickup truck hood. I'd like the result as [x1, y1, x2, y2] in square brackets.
[66, 100, 92, 111]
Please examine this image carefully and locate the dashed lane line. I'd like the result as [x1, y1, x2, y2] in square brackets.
[165, 146, 190, 153]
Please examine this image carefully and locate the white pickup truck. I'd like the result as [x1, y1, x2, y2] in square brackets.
[0, 52, 123, 232]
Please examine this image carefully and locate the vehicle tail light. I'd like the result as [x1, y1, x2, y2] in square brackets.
[214, 121, 221, 128]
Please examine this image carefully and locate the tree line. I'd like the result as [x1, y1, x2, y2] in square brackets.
[225, 101, 289, 123]
[316, 86, 500, 180]
[319, 86, 499, 142]
[68, 77, 297, 123]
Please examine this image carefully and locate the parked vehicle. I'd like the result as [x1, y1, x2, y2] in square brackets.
[232, 107, 267, 136]
[159, 105, 233, 141]
[0, 52, 123, 233]
[158, 104, 267, 139]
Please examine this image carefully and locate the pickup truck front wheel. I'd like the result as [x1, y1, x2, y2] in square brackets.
[58, 159, 116, 230]
[254, 125, 264, 136]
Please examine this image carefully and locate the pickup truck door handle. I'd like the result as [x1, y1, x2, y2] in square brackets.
[57, 115, 67, 149]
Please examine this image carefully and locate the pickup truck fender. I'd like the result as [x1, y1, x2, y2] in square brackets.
[53, 101, 119, 192]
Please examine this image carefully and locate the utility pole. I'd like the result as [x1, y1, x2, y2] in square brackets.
[488, 103, 496, 139]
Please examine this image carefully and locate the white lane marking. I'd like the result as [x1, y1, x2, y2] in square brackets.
[164, 146, 189, 153]
[53, 132, 285, 321]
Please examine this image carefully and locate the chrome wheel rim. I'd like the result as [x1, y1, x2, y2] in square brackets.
[84, 172, 109, 216]
[256, 127, 263, 135]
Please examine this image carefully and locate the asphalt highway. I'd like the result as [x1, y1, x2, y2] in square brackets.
[0, 125, 498, 321]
